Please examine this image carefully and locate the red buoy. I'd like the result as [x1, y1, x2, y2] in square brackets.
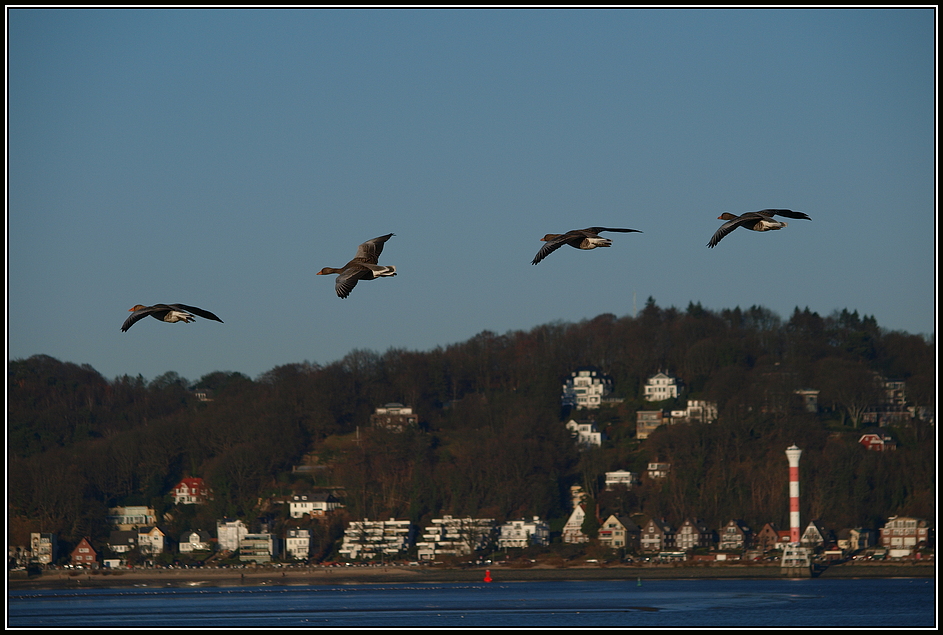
[484, 569, 493, 582]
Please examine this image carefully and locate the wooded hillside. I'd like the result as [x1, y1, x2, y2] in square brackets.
[8, 301, 935, 550]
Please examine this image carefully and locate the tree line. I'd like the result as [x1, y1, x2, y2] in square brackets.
[7, 301, 935, 555]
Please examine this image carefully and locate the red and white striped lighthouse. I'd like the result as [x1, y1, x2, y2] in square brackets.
[785, 445, 802, 543]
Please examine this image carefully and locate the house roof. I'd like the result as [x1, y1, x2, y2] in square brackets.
[175, 477, 206, 489]
[645, 518, 673, 533]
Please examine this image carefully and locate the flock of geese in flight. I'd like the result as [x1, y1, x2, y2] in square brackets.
[120, 208, 811, 331]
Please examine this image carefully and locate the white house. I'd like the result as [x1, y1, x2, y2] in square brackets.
[562, 504, 591, 544]
[137, 526, 171, 555]
[290, 492, 342, 518]
[597, 515, 640, 550]
[370, 403, 419, 431]
[284, 528, 313, 560]
[605, 470, 639, 490]
[178, 530, 212, 553]
[562, 367, 613, 409]
[643, 372, 681, 402]
[171, 477, 211, 505]
[415, 516, 496, 560]
[565, 420, 606, 448]
[216, 518, 249, 553]
[800, 520, 828, 549]
[497, 517, 550, 549]
[681, 400, 717, 423]
[646, 462, 671, 479]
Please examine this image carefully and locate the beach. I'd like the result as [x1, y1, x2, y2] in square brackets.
[8, 561, 934, 591]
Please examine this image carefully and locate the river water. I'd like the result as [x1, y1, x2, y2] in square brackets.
[7, 577, 936, 628]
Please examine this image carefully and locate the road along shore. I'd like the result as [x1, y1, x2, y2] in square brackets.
[8, 561, 934, 591]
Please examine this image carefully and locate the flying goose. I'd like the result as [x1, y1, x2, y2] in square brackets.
[317, 233, 397, 298]
[707, 209, 811, 248]
[531, 227, 642, 265]
[121, 304, 224, 332]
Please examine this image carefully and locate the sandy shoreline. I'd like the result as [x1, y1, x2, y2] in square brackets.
[8, 562, 934, 591]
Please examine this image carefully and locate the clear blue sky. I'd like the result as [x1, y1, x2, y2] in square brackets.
[7, 8, 936, 383]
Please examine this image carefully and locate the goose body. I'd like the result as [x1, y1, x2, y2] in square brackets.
[121, 303, 223, 332]
[707, 209, 811, 248]
[531, 226, 641, 265]
[317, 233, 397, 298]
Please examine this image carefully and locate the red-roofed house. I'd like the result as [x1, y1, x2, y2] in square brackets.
[858, 432, 897, 452]
[71, 537, 99, 568]
[172, 477, 212, 504]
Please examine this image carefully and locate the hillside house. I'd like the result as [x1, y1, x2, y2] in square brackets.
[106, 506, 156, 531]
[71, 537, 99, 568]
[597, 515, 640, 551]
[340, 518, 415, 560]
[858, 432, 898, 452]
[850, 527, 878, 551]
[676, 519, 715, 551]
[878, 377, 907, 406]
[172, 477, 211, 505]
[416, 516, 496, 560]
[718, 520, 752, 551]
[604, 470, 639, 490]
[178, 530, 212, 553]
[565, 420, 606, 448]
[217, 518, 249, 553]
[562, 504, 591, 544]
[290, 492, 342, 518]
[794, 389, 820, 413]
[29, 533, 58, 565]
[679, 399, 718, 423]
[138, 526, 172, 555]
[562, 367, 614, 409]
[646, 462, 671, 479]
[370, 403, 419, 432]
[640, 518, 674, 552]
[636, 410, 667, 439]
[880, 516, 931, 554]
[861, 376, 911, 426]
[239, 533, 279, 563]
[836, 527, 878, 552]
[755, 523, 782, 552]
[106, 530, 138, 555]
[284, 529, 313, 560]
[800, 520, 829, 549]
[497, 517, 550, 549]
[643, 372, 681, 402]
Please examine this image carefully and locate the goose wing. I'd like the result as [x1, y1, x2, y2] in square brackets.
[168, 304, 224, 323]
[351, 233, 395, 264]
[707, 214, 756, 248]
[581, 227, 642, 235]
[334, 264, 371, 298]
[531, 232, 579, 265]
[121, 306, 161, 332]
[759, 209, 812, 221]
